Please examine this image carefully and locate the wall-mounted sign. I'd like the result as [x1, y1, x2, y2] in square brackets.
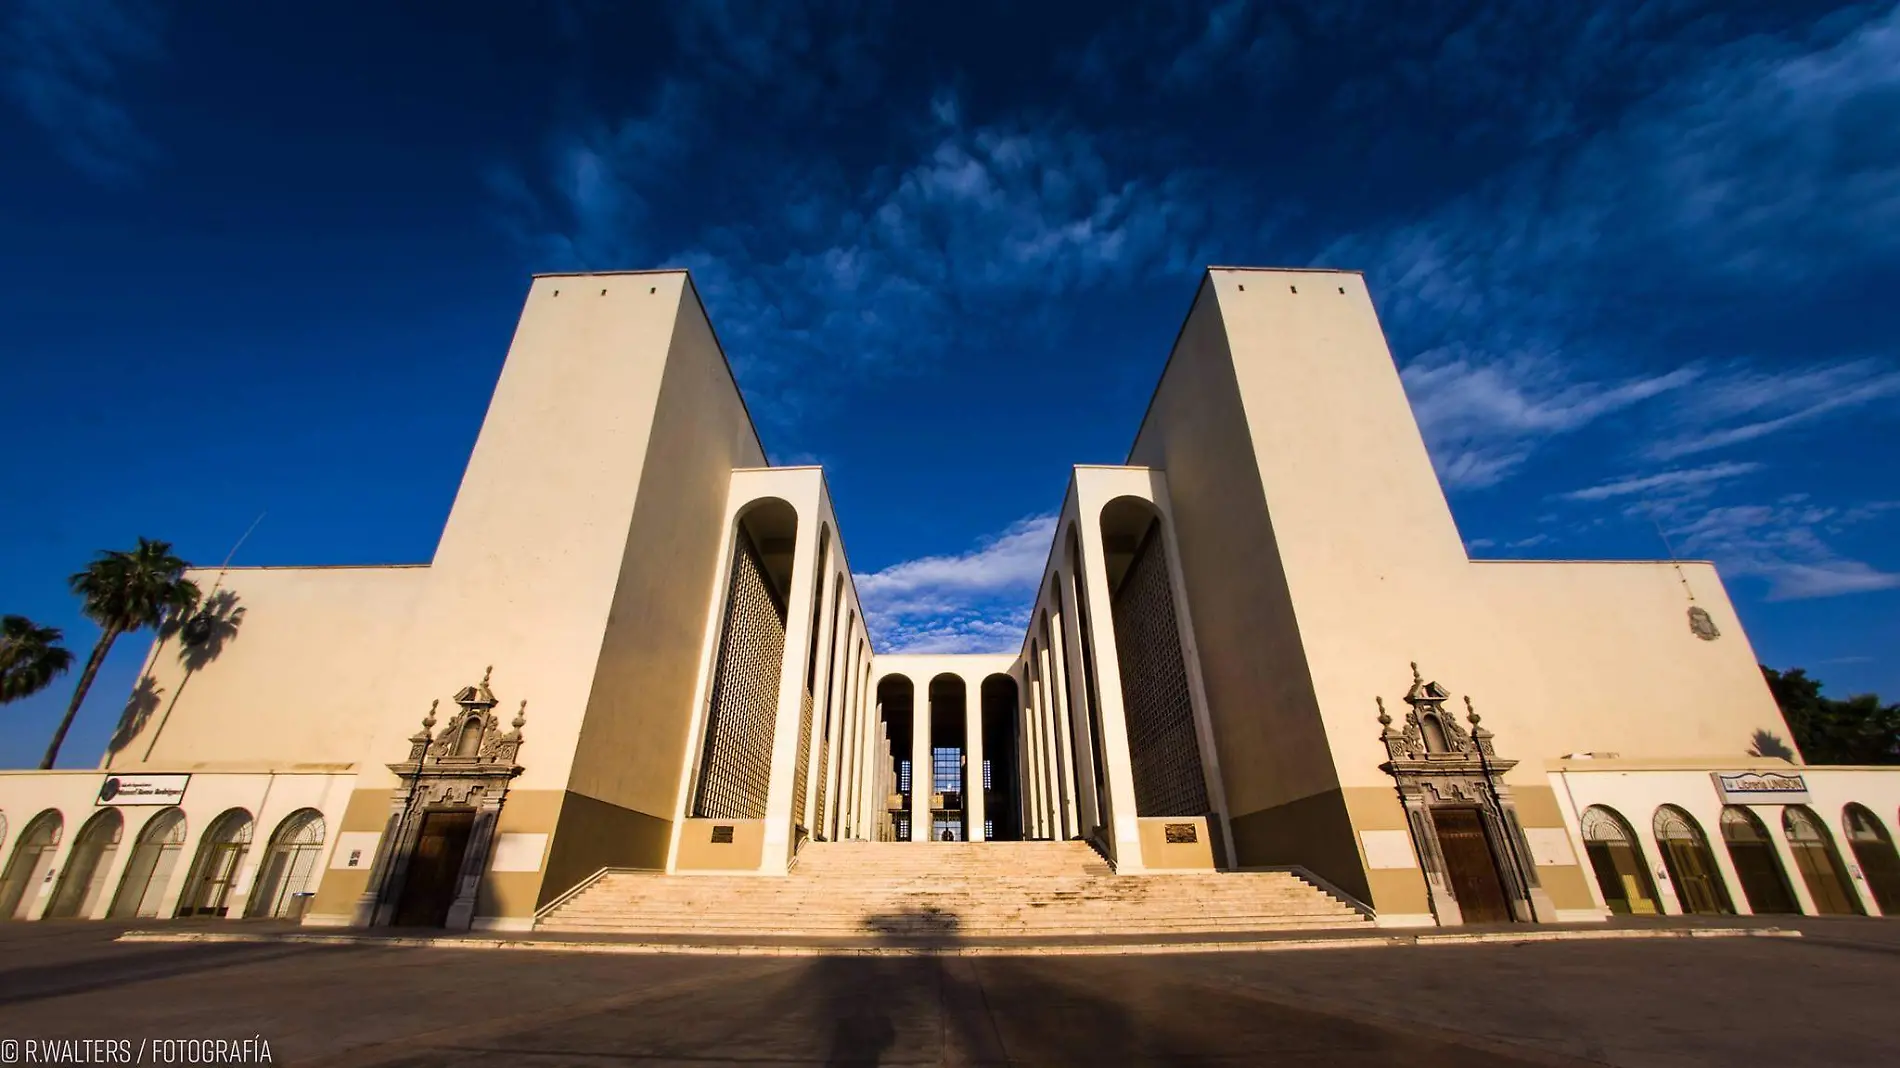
[1712, 771, 1810, 805]
[96, 773, 190, 806]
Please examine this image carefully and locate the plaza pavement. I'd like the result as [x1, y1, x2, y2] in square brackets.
[0, 916, 1894, 1065]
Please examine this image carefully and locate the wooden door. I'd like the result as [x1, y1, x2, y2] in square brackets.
[394, 810, 475, 928]
[1433, 807, 1513, 924]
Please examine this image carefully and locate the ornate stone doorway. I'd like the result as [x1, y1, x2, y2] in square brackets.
[354, 669, 525, 931]
[1377, 664, 1556, 925]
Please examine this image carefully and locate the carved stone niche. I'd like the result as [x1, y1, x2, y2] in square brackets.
[1376, 664, 1556, 925]
[353, 668, 527, 930]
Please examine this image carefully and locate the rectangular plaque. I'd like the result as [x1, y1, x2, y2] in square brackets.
[96, 773, 190, 806]
[1712, 771, 1810, 804]
[331, 831, 381, 869]
[489, 833, 549, 872]
[1359, 829, 1418, 870]
[710, 825, 735, 844]
[1163, 823, 1197, 844]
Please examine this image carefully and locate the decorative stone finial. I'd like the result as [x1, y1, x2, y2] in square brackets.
[1410, 661, 1422, 686]
[422, 699, 439, 731]
[1376, 696, 1391, 727]
[481, 665, 493, 686]
[1463, 694, 1480, 727]
[513, 700, 527, 730]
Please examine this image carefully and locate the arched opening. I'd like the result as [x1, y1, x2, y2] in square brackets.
[175, 808, 254, 917]
[0, 810, 63, 920]
[1720, 806, 1799, 914]
[110, 809, 187, 919]
[1782, 805, 1863, 915]
[928, 674, 968, 842]
[810, 579, 846, 840]
[1099, 496, 1209, 818]
[876, 675, 916, 841]
[981, 674, 1022, 841]
[693, 497, 797, 821]
[1843, 804, 1900, 914]
[790, 526, 831, 844]
[46, 809, 124, 919]
[1419, 714, 1450, 754]
[247, 809, 328, 919]
[1652, 806, 1733, 914]
[1580, 806, 1659, 915]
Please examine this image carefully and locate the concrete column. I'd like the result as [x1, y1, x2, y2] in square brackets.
[1075, 509, 1147, 872]
[823, 634, 856, 840]
[1056, 572, 1103, 838]
[964, 674, 986, 842]
[911, 686, 933, 843]
[1027, 667, 1048, 839]
[1041, 641, 1077, 839]
[803, 578, 842, 835]
[1046, 610, 1084, 839]
[759, 510, 821, 874]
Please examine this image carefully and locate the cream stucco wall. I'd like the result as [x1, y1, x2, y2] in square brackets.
[105, 564, 427, 772]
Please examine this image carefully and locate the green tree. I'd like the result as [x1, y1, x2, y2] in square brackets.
[0, 615, 74, 705]
[44, 538, 199, 769]
[1762, 665, 1900, 766]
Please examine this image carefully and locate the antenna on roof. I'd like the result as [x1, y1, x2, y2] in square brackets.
[207, 512, 267, 597]
[1646, 504, 1696, 603]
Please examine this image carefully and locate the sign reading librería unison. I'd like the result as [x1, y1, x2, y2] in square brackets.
[1711, 771, 1809, 804]
[96, 773, 190, 806]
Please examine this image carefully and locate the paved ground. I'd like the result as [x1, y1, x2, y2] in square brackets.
[0, 917, 1895, 1066]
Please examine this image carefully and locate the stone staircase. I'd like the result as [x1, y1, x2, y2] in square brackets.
[536, 841, 1368, 939]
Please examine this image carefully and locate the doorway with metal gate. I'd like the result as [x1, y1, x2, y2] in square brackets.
[1431, 807, 1513, 924]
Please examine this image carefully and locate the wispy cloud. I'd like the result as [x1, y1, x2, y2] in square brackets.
[1649, 360, 1900, 461]
[1560, 461, 1764, 502]
[1660, 499, 1900, 601]
[1323, 4, 1900, 491]
[857, 514, 1055, 653]
[1401, 346, 1697, 489]
[2, 0, 166, 183]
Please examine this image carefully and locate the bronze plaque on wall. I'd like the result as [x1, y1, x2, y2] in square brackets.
[710, 825, 735, 844]
[1164, 823, 1198, 844]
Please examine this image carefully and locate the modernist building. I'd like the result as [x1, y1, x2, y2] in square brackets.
[3, 267, 1898, 931]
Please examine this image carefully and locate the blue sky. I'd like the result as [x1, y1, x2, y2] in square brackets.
[2, 0, 1897, 769]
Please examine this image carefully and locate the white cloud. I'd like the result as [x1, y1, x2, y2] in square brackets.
[1648, 360, 1900, 461]
[1560, 461, 1764, 502]
[856, 514, 1054, 653]
[1666, 501, 1900, 601]
[2, 0, 166, 183]
[1400, 346, 1697, 489]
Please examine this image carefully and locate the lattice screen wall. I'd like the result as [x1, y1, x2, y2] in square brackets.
[1109, 519, 1210, 817]
[692, 525, 788, 820]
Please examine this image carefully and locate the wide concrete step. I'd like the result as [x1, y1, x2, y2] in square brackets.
[537, 842, 1366, 938]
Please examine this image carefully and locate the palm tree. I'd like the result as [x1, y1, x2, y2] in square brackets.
[44, 538, 199, 769]
[0, 615, 74, 705]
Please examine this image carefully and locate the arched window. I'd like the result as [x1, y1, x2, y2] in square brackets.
[1843, 804, 1900, 914]
[1719, 806, 1799, 914]
[454, 715, 484, 758]
[46, 810, 124, 919]
[176, 808, 254, 918]
[247, 810, 328, 919]
[1420, 714, 1450, 754]
[1783, 806, 1863, 915]
[110, 809, 187, 919]
[1580, 805, 1659, 915]
[0, 809, 63, 920]
[1652, 806, 1733, 915]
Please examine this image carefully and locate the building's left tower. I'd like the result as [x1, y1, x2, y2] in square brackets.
[61, 271, 770, 931]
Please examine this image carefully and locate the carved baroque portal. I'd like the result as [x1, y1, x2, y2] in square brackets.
[353, 668, 526, 930]
[1377, 664, 1556, 925]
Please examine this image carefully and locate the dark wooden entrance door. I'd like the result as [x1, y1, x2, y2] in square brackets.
[394, 809, 475, 927]
[1433, 807, 1513, 924]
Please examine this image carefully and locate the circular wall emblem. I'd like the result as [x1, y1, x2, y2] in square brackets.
[98, 776, 123, 802]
